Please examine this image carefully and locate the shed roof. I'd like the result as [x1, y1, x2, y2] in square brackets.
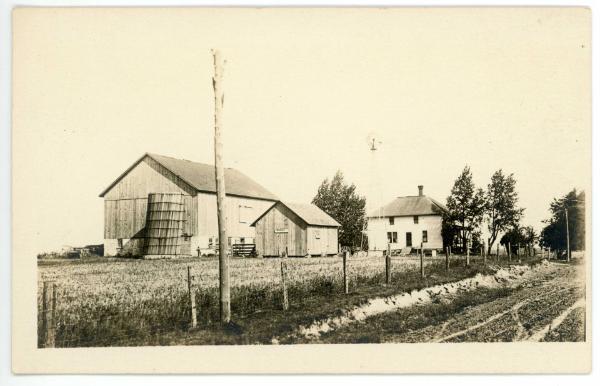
[99, 153, 278, 201]
[251, 201, 341, 227]
[283, 202, 341, 227]
[368, 195, 447, 218]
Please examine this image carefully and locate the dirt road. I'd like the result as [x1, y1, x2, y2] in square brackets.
[314, 261, 585, 343]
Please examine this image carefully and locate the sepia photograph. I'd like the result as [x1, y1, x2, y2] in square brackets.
[9, 5, 593, 374]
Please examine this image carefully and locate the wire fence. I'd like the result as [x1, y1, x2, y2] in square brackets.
[37, 249, 550, 348]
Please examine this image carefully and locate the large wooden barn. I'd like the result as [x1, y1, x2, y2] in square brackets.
[99, 153, 278, 258]
[251, 202, 340, 257]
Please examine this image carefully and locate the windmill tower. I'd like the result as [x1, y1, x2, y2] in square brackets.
[365, 132, 384, 251]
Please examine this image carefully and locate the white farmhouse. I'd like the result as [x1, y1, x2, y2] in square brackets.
[366, 185, 447, 253]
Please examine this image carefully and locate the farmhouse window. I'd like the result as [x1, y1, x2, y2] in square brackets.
[389, 217, 394, 225]
[406, 232, 412, 247]
[413, 216, 419, 224]
[387, 231, 397, 243]
[315, 229, 321, 239]
[239, 205, 252, 223]
[422, 230, 428, 243]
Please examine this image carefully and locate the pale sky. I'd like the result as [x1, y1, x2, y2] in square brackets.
[12, 8, 591, 253]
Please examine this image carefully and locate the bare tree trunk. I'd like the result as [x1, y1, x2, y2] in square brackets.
[461, 221, 467, 254]
[487, 232, 497, 256]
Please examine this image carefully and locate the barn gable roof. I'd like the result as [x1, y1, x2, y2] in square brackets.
[99, 153, 278, 201]
[368, 195, 447, 218]
[251, 201, 341, 228]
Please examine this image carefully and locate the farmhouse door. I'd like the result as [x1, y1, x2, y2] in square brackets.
[275, 231, 288, 256]
[406, 232, 412, 247]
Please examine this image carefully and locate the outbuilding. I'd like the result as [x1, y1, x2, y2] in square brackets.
[251, 202, 340, 257]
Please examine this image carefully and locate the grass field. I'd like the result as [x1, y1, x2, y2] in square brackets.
[37, 254, 523, 347]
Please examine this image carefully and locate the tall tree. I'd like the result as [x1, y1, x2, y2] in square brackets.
[539, 189, 585, 253]
[441, 213, 460, 250]
[485, 170, 524, 255]
[500, 226, 525, 247]
[500, 225, 537, 257]
[445, 166, 486, 252]
[312, 171, 366, 249]
[522, 226, 538, 257]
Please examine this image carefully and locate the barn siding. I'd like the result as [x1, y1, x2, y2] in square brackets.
[254, 204, 307, 256]
[105, 199, 143, 239]
[182, 195, 198, 236]
[327, 227, 339, 254]
[196, 192, 274, 249]
[103, 157, 195, 200]
[306, 226, 338, 255]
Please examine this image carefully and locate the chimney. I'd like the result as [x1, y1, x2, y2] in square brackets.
[418, 185, 424, 196]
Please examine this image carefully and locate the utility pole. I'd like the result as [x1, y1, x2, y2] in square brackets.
[212, 49, 230, 323]
[565, 207, 570, 262]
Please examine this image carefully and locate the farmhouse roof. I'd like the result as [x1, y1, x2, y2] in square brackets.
[368, 195, 447, 218]
[251, 201, 341, 227]
[99, 153, 278, 201]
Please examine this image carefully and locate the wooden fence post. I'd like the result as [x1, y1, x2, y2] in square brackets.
[466, 245, 470, 267]
[496, 243, 499, 262]
[420, 243, 425, 278]
[42, 281, 56, 348]
[508, 242, 512, 262]
[483, 244, 486, 266]
[281, 260, 289, 311]
[187, 266, 197, 329]
[343, 251, 349, 294]
[445, 246, 450, 272]
[385, 244, 391, 285]
[385, 255, 391, 285]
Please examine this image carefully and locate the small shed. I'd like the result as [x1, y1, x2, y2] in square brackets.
[251, 202, 340, 257]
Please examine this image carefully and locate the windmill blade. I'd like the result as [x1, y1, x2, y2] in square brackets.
[366, 131, 382, 151]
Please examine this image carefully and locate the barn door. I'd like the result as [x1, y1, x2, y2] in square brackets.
[275, 231, 288, 256]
